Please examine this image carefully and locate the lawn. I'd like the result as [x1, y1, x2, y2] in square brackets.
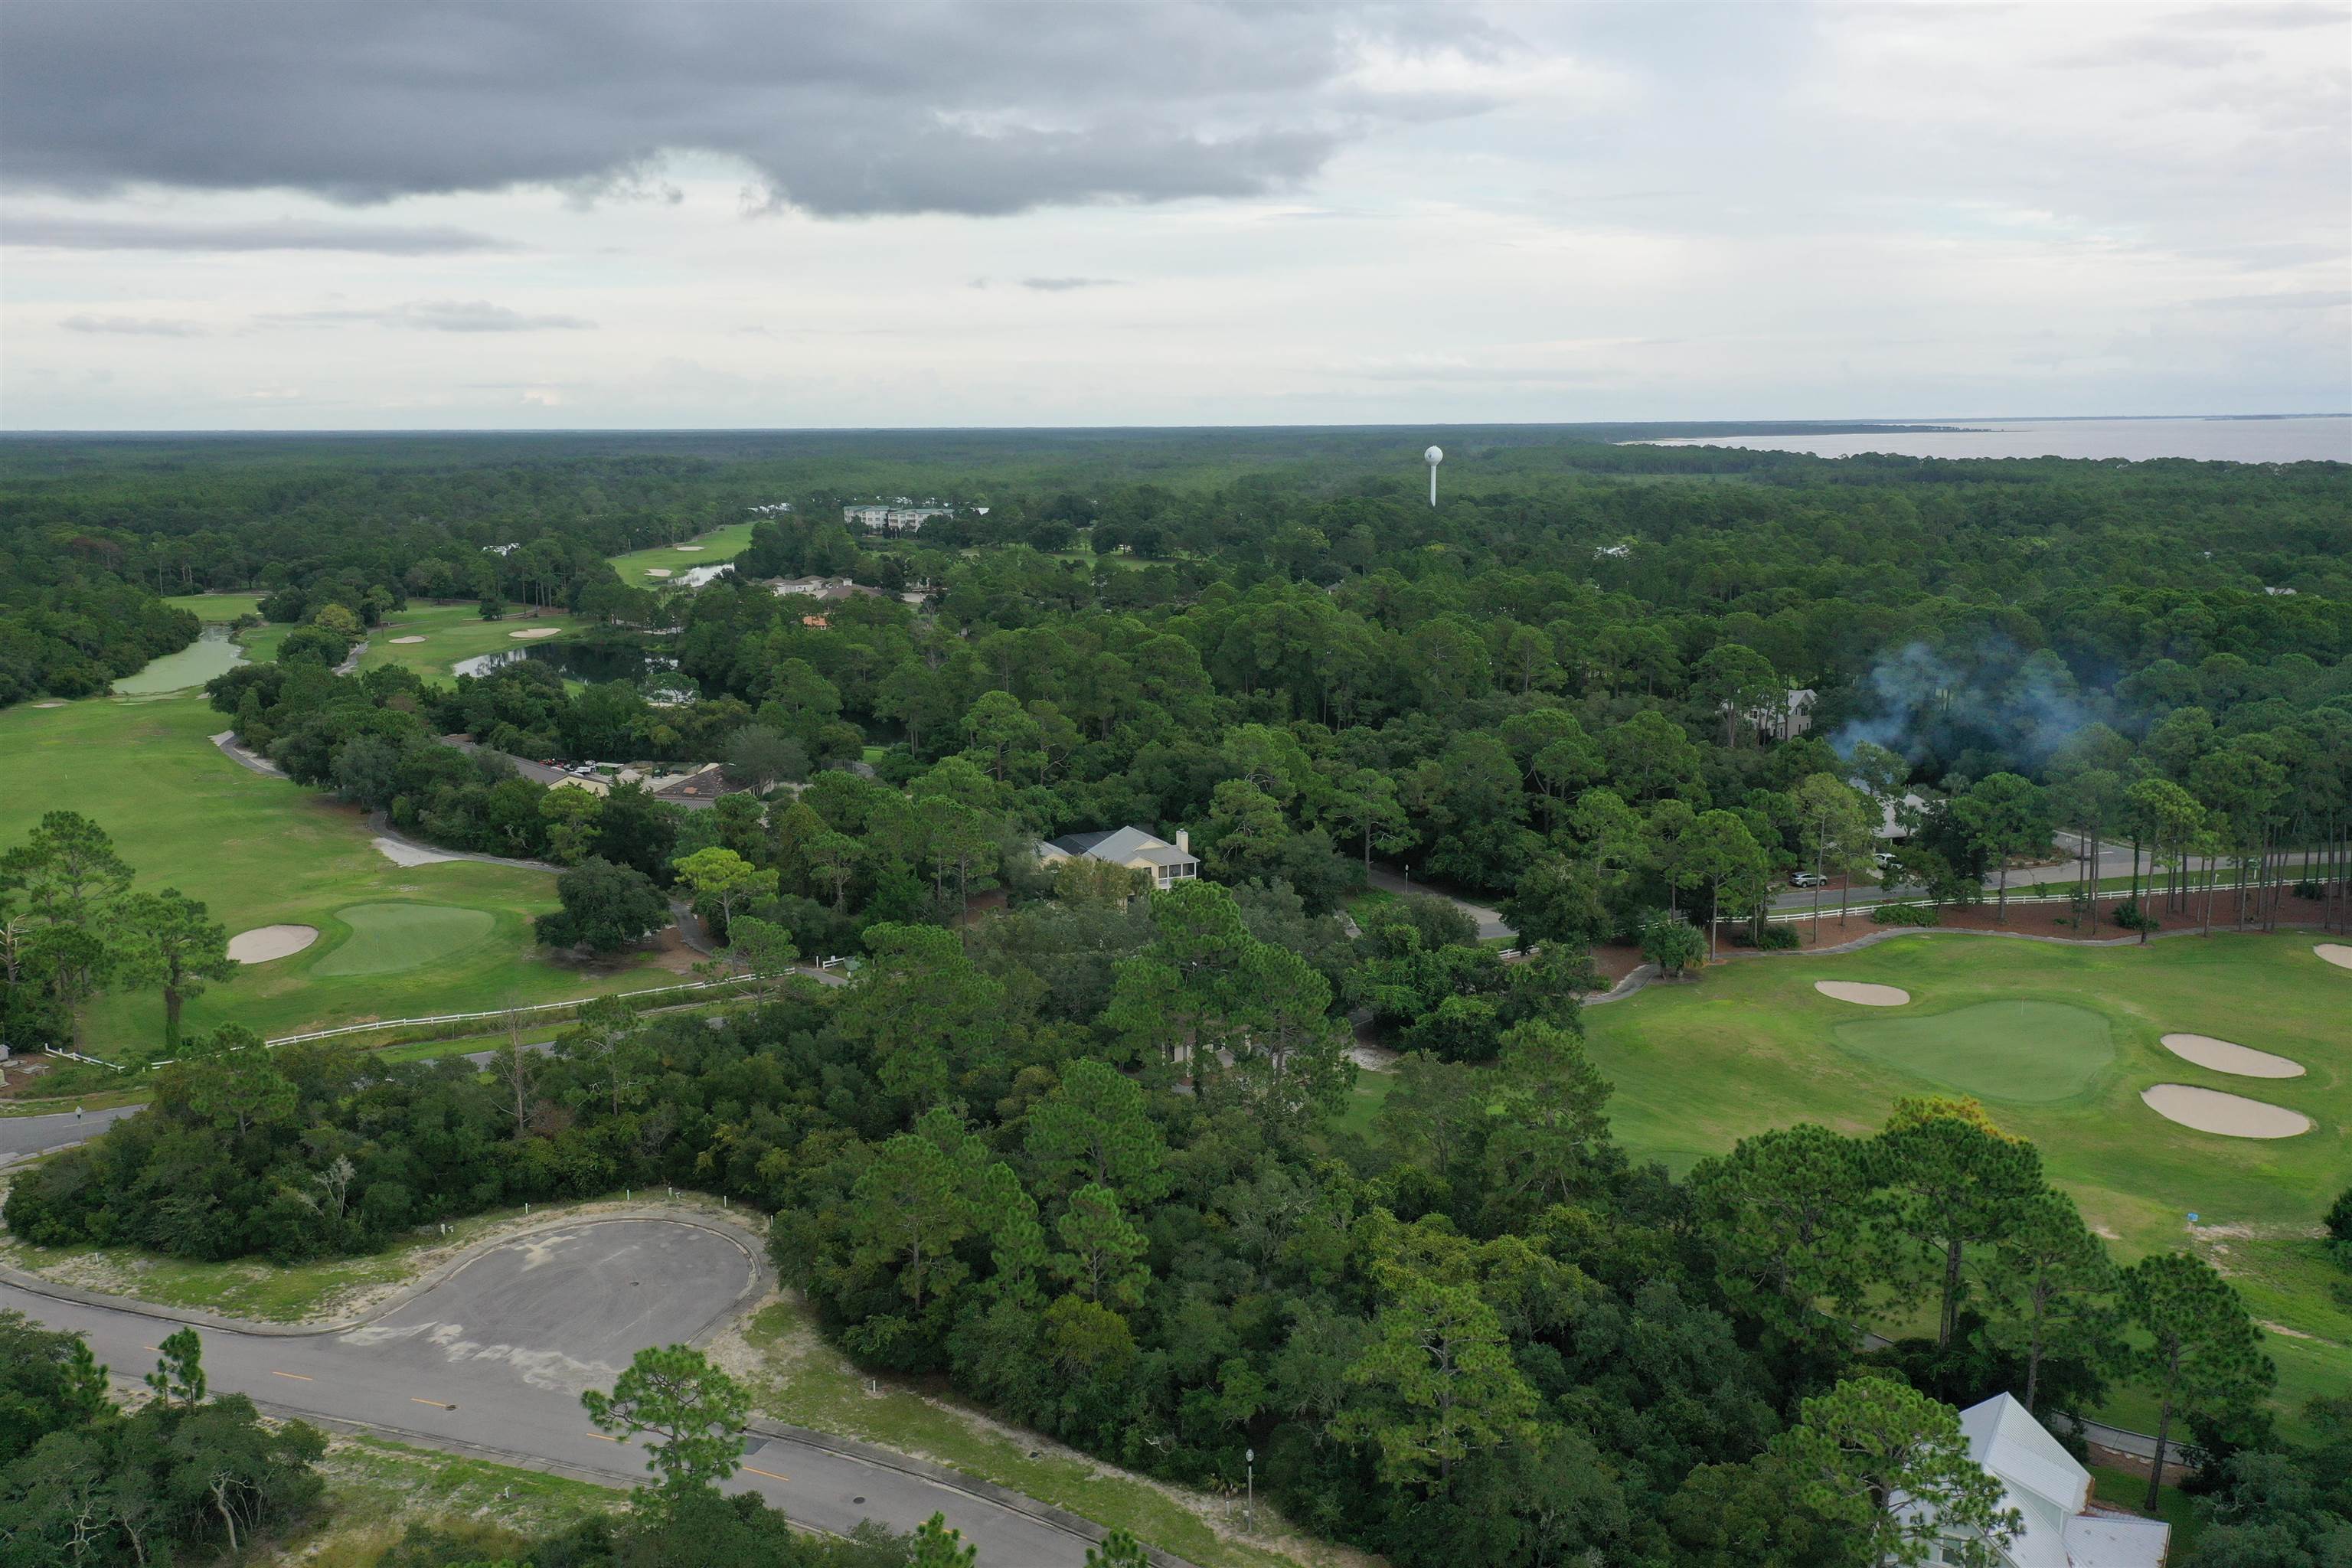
[607, 520, 755, 583]
[1, 694, 675, 1060]
[253, 1433, 621, 1568]
[1572, 932, 2350, 1430]
[161, 592, 267, 622]
[355, 599, 585, 684]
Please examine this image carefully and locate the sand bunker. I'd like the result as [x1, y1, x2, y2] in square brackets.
[644, 568, 674, 578]
[1816, 981, 1911, 1006]
[2316, 944, 2352, 971]
[32, 701, 67, 708]
[2159, 1033, 2305, 1079]
[374, 836, 457, 867]
[227, 924, 318, 964]
[2141, 1084, 2311, 1139]
[675, 544, 705, 551]
[508, 626, 562, 639]
[388, 635, 427, 644]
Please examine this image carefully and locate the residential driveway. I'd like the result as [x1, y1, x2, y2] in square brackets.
[1364, 865, 1517, 942]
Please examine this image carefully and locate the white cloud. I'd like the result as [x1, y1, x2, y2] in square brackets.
[2, 2, 2343, 428]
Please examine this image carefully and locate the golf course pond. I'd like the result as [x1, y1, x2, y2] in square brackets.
[113, 625, 246, 695]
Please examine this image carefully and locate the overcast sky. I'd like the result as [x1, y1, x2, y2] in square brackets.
[3, 1, 2347, 430]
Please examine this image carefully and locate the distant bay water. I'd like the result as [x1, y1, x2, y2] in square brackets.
[1632, 415, 2350, 463]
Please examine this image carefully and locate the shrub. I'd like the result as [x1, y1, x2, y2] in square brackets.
[1871, 903, 1942, 927]
[1736, 924, 1802, 950]
[2111, 899, 2160, 932]
[2292, 878, 2324, 900]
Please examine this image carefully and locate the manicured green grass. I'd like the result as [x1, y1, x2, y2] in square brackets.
[1831, 1000, 2116, 1104]
[161, 592, 266, 622]
[1571, 933, 2350, 1430]
[310, 903, 499, 977]
[1, 695, 673, 1060]
[2086, 1465, 2200, 1550]
[741, 1298, 1305, 1568]
[356, 600, 585, 685]
[607, 521, 754, 582]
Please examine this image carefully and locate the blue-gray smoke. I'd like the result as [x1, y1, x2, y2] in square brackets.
[1830, 639, 2097, 773]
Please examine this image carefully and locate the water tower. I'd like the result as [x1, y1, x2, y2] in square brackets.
[1424, 445, 1443, 506]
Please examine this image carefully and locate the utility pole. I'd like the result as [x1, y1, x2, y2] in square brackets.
[1244, 1446, 1255, 1530]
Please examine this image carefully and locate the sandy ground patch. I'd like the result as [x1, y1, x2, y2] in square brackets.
[31, 701, 67, 709]
[2160, 1033, 2305, 1079]
[2316, 943, 2352, 971]
[1815, 980, 1911, 1006]
[643, 567, 674, 578]
[675, 544, 705, 551]
[508, 626, 562, 639]
[373, 835, 457, 867]
[2141, 1083, 2312, 1138]
[227, 924, 318, 964]
[387, 635, 427, 644]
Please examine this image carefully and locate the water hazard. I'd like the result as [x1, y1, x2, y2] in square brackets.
[113, 625, 247, 694]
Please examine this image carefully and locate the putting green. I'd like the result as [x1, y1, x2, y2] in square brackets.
[312, 902, 498, 977]
[1831, 999, 2115, 1104]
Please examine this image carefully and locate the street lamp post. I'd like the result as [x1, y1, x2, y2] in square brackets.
[1244, 1447, 1255, 1531]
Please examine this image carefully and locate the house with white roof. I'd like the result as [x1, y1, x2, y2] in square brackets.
[1035, 825, 1199, 891]
[1909, 1394, 2169, 1568]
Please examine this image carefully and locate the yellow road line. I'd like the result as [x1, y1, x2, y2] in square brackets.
[587, 1432, 623, 1443]
[270, 1370, 313, 1381]
[743, 1465, 791, 1483]
[410, 1396, 453, 1408]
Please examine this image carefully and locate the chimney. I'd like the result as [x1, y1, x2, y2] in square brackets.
[1175, 828, 1190, 856]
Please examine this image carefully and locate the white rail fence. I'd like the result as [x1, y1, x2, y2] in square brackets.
[1759, 873, 2319, 925]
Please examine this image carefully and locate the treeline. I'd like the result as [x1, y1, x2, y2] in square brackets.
[0, 579, 198, 705]
[0, 1318, 326, 1564]
[12, 871, 2342, 1566]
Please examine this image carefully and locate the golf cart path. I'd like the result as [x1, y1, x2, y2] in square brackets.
[1364, 864, 1516, 941]
[0, 1212, 1165, 1564]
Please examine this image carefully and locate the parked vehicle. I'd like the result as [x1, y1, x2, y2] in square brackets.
[1789, 871, 1828, 889]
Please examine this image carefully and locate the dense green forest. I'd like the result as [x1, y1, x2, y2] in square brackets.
[3, 430, 2348, 1565]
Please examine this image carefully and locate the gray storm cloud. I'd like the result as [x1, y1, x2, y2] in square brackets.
[0, 2, 1495, 217]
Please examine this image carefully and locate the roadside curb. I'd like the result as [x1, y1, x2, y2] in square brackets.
[746, 1420, 1201, 1568]
[0, 1205, 773, 1341]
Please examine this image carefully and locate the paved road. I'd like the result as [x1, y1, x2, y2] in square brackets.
[0, 1103, 142, 1167]
[1364, 865, 1517, 942]
[1766, 838, 2326, 915]
[0, 1218, 1102, 1560]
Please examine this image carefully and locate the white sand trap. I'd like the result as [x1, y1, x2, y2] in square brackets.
[1816, 980, 1911, 1006]
[32, 701, 67, 708]
[2316, 944, 2352, 971]
[675, 544, 705, 551]
[2141, 1084, 2311, 1139]
[388, 635, 427, 644]
[508, 626, 561, 639]
[227, 924, 318, 964]
[374, 835, 457, 867]
[2160, 1033, 2305, 1079]
[644, 568, 674, 578]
